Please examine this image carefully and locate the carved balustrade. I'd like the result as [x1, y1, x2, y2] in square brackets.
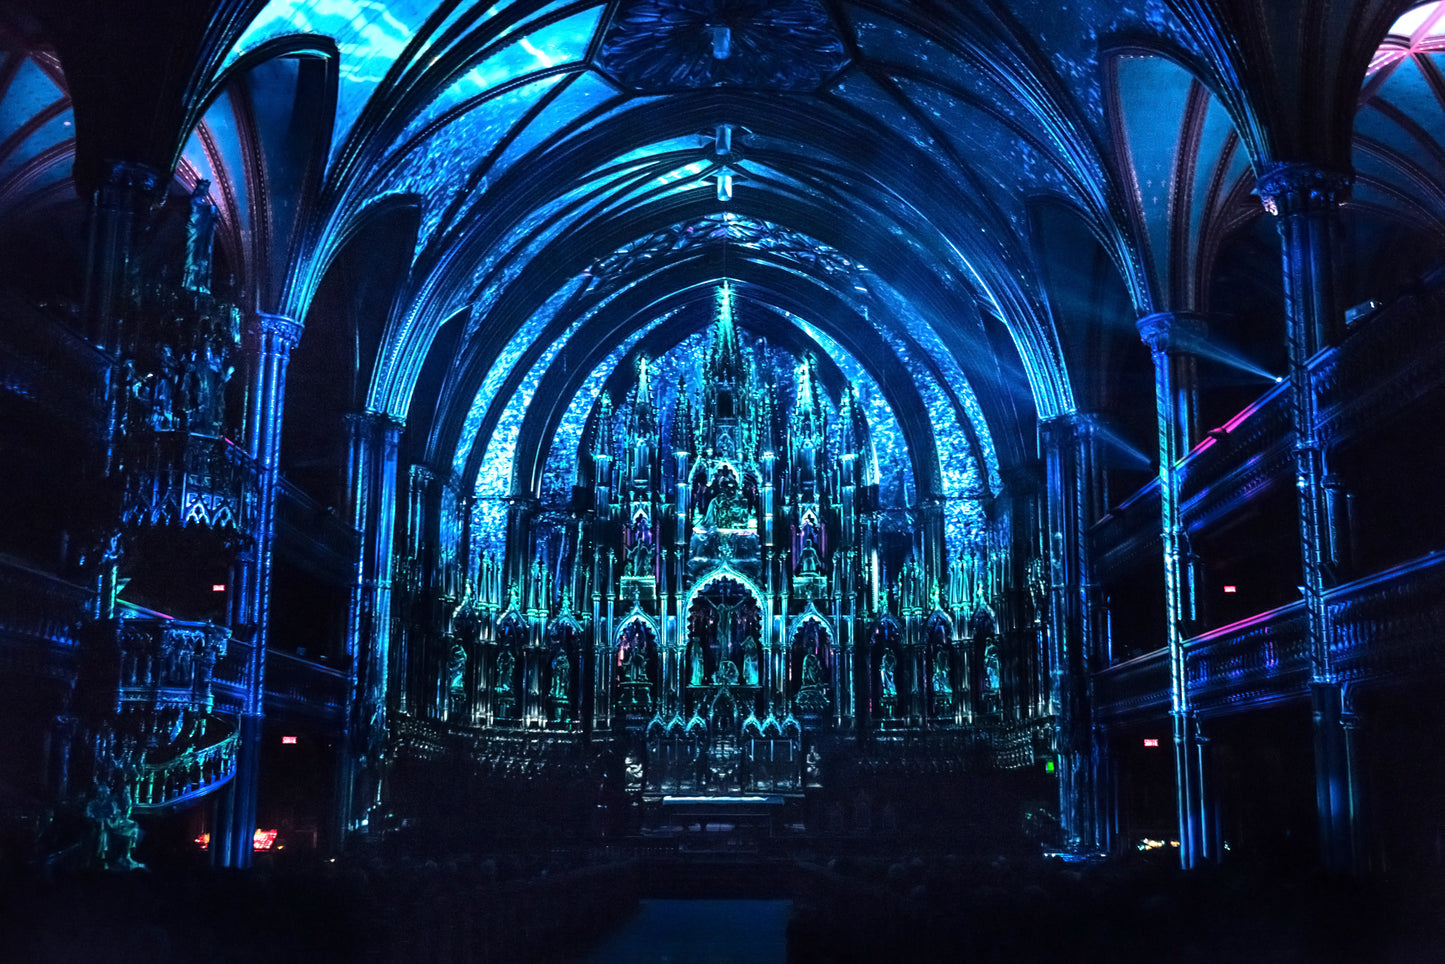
[1093, 650, 1170, 722]
[1315, 292, 1445, 442]
[84, 617, 238, 814]
[1096, 552, 1445, 722]
[119, 430, 258, 532]
[1184, 604, 1311, 717]
[1329, 550, 1445, 683]
[263, 648, 348, 719]
[1177, 383, 1293, 531]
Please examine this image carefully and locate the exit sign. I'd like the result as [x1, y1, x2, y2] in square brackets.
[1143, 738, 1160, 747]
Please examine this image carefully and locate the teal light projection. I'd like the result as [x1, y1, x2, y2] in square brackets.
[227, 0, 436, 157]
[398, 5, 606, 142]
[385, 73, 567, 250]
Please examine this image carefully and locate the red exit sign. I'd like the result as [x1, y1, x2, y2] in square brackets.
[1143, 738, 1160, 747]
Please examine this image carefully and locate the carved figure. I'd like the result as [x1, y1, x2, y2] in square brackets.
[689, 638, 705, 685]
[796, 533, 822, 575]
[182, 180, 218, 294]
[742, 636, 760, 685]
[802, 652, 823, 686]
[550, 651, 570, 700]
[624, 643, 648, 683]
[932, 650, 952, 695]
[626, 536, 651, 577]
[495, 649, 515, 693]
[880, 650, 897, 699]
[713, 659, 739, 687]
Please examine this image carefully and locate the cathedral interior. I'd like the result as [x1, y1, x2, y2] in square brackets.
[3, 0, 1445, 959]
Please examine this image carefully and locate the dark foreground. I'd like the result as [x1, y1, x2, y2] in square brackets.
[1, 848, 1440, 963]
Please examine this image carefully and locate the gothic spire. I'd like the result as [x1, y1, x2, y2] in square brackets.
[709, 281, 741, 382]
[591, 391, 614, 458]
[790, 354, 823, 442]
[670, 375, 693, 453]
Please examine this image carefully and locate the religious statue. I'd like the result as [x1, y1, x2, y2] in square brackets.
[932, 650, 952, 695]
[689, 638, 705, 686]
[711, 596, 748, 660]
[742, 636, 760, 686]
[793, 648, 830, 713]
[626, 536, 651, 577]
[151, 346, 177, 430]
[703, 465, 750, 528]
[495, 649, 515, 693]
[182, 180, 218, 294]
[447, 644, 466, 695]
[624, 643, 648, 683]
[880, 650, 897, 699]
[713, 659, 739, 687]
[796, 533, 822, 575]
[550, 651, 570, 700]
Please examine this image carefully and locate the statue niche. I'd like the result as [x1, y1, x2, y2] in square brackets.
[547, 620, 578, 724]
[685, 577, 762, 712]
[614, 620, 657, 714]
[493, 616, 526, 721]
[927, 614, 954, 717]
[790, 618, 832, 714]
[872, 617, 903, 721]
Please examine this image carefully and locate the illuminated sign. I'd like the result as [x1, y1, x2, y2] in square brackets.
[1143, 738, 1160, 747]
[1223, 585, 1237, 594]
[212, 584, 226, 592]
[281, 735, 298, 745]
[1044, 760, 1055, 773]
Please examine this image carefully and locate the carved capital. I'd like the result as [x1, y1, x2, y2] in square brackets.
[250, 311, 303, 348]
[93, 159, 164, 211]
[1039, 410, 1097, 448]
[1136, 311, 1207, 357]
[346, 409, 406, 438]
[1254, 163, 1352, 217]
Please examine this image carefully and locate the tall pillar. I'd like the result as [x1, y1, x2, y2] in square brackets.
[998, 464, 1043, 722]
[1137, 310, 1208, 868]
[1041, 412, 1102, 852]
[219, 310, 301, 867]
[343, 411, 403, 835]
[1256, 163, 1358, 873]
[81, 160, 162, 352]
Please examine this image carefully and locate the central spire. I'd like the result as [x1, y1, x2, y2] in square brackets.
[709, 281, 742, 383]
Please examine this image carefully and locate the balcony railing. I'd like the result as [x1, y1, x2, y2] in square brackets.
[264, 648, 348, 719]
[1093, 650, 1170, 722]
[119, 430, 258, 533]
[131, 719, 238, 811]
[1096, 552, 1445, 721]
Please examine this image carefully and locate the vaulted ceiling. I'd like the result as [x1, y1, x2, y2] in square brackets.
[2, 0, 1443, 533]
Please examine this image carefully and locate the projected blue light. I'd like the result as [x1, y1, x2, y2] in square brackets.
[450, 274, 586, 479]
[539, 313, 676, 506]
[397, 6, 607, 143]
[387, 74, 567, 249]
[228, 0, 434, 156]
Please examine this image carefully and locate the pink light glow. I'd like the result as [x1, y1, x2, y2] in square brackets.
[1143, 738, 1160, 747]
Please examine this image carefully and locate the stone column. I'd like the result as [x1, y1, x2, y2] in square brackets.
[219, 310, 301, 868]
[1137, 310, 1208, 868]
[342, 411, 403, 834]
[1041, 411, 1102, 852]
[81, 160, 162, 352]
[1256, 163, 1358, 873]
